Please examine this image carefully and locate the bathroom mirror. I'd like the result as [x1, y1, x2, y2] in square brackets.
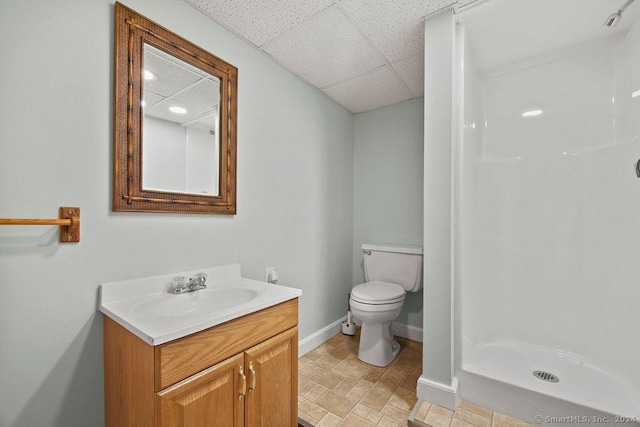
[113, 3, 237, 214]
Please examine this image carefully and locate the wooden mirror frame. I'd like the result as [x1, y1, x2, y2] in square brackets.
[113, 3, 237, 214]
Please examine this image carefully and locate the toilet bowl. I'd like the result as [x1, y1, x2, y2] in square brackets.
[351, 243, 423, 367]
[350, 281, 405, 366]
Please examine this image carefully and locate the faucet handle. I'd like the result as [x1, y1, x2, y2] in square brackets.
[192, 272, 208, 286]
[188, 272, 208, 290]
[170, 276, 189, 294]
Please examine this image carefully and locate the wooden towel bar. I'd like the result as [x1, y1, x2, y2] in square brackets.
[0, 207, 80, 242]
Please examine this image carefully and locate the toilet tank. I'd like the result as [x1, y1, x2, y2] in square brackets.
[362, 243, 423, 292]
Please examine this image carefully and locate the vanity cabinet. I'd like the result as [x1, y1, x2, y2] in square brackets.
[104, 299, 298, 427]
[157, 353, 245, 426]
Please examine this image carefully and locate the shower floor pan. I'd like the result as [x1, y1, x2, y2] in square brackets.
[459, 341, 640, 426]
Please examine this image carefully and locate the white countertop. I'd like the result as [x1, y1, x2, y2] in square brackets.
[99, 264, 302, 345]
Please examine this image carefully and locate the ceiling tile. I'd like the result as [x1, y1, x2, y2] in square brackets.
[391, 52, 424, 97]
[143, 91, 164, 109]
[336, 0, 456, 63]
[261, 5, 386, 89]
[146, 99, 207, 125]
[171, 79, 220, 109]
[144, 46, 203, 97]
[184, 0, 482, 113]
[185, 0, 334, 46]
[322, 66, 414, 113]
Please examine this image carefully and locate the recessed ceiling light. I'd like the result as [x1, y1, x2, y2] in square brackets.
[632, 89, 640, 98]
[522, 109, 543, 117]
[169, 106, 187, 114]
[143, 69, 155, 80]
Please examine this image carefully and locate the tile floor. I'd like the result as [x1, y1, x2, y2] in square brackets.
[411, 399, 534, 427]
[298, 329, 534, 427]
[298, 330, 421, 426]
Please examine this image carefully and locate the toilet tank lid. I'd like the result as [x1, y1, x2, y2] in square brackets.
[361, 243, 423, 255]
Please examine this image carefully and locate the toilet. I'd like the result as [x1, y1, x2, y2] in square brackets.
[349, 243, 423, 367]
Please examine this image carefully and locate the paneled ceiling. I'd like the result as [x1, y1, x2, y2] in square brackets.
[183, 0, 479, 113]
[144, 44, 220, 132]
[182, 0, 638, 113]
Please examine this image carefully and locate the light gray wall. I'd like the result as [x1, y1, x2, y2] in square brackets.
[0, 0, 353, 425]
[421, 7, 455, 388]
[352, 98, 424, 328]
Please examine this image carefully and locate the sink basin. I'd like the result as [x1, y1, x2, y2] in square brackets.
[133, 287, 263, 318]
[99, 263, 302, 345]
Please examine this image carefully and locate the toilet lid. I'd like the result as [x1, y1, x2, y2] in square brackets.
[351, 281, 405, 304]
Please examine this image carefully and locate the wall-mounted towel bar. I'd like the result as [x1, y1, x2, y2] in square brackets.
[0, 207, 80, 242]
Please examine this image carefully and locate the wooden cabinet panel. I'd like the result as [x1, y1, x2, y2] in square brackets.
[245, 327, 298, 427]
[104, 316, 156, 427]
[157, 353, 244, 427]
[156, 299, 298, 390]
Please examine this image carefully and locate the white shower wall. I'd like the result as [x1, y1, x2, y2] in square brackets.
[460, 17, 640, 390]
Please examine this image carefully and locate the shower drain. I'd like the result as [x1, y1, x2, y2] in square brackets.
[533, 370, 560, 383]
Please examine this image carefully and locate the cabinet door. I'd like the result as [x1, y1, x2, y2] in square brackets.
[245, 327, 298, 427]
[157, 353, 245, 427]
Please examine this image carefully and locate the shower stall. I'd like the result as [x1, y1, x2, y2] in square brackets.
[455, 0, 640, 421]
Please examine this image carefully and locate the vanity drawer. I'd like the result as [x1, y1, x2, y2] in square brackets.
[154, 298, 298, 391]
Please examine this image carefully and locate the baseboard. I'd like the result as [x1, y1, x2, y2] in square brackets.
[298, 316, 346, 356]
[416, 376, 459, 410]
[392, 322, 424, 342]
[352, 317, 423, 343]
[299, 317, 424, 356]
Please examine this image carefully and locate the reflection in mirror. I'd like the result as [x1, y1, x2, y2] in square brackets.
[142, 44, 220, 196]
[113, 3, 237, 214]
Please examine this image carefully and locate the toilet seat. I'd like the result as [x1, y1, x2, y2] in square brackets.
[351, 281, 405, 305]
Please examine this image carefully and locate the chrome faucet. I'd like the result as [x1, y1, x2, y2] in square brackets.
[171, 273, 207, 294]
